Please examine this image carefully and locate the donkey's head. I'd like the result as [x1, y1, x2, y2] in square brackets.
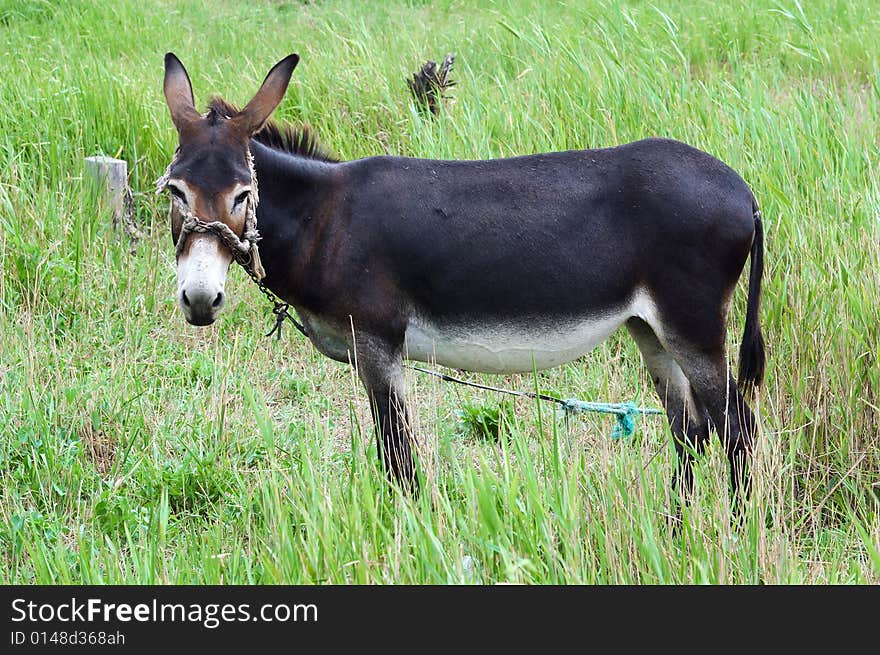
[160, 52, 298, 325]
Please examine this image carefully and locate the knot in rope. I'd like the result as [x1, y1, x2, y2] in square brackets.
[174, 211, 266, 280]
[560, 399, 665, 439]
[266, 302, 297, 340]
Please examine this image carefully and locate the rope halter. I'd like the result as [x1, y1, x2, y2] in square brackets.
[155, 148, 266, 280]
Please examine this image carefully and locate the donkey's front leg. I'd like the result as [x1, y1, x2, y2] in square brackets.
[355, 336, 418, 493]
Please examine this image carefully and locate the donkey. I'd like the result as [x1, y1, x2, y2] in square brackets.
[159, 53, 765, 508]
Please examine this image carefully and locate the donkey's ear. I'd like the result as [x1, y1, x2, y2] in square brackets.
[164, 52, 200, 131]
[234, 54, 299, 135]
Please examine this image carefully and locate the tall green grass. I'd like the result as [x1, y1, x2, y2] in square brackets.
[0, 0, 877, 583]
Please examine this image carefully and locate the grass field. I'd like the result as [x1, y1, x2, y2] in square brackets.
[0, 0, 878, 584]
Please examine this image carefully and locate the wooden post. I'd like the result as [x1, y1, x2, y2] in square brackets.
[85, 155, 140, 244]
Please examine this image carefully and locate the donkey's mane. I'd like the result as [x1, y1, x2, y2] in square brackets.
[208, 96, 338, 163]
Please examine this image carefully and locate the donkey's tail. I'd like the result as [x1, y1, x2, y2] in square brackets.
[738, 200, 766, 391]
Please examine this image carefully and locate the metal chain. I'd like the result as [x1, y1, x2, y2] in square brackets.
[203, 221, 309, 341]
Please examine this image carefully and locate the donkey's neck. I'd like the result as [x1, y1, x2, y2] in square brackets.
[248, 139, 340, 308]
[251, 139, 337, 203]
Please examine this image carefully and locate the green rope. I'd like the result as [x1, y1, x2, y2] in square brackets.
[409, 366, 663, 439]
[560, 399, 664, 439]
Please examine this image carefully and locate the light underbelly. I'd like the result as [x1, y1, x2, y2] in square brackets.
[299, 291, 658, 373]
[404, 311, 629, 373]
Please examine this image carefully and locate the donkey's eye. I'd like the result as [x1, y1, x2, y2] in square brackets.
[168, 185, 188, 205]
[233, 190, 250, 209]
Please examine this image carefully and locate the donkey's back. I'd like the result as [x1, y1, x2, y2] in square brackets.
[336, 137, 757, 339]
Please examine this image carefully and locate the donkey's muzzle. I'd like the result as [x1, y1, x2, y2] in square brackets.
[179, 287, 225, 326]
[175, 232, 231, 327]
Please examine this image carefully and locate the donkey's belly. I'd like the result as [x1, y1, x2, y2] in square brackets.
[404, 311, 629, 374]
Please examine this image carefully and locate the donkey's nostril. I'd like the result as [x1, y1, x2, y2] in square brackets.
[181, 290, 191, 307]
[212, 292, 224, 308]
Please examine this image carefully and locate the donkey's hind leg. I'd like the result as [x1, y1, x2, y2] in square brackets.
[355, 335, 419, 493]
[627, 318, 712, 504]
[661, 336, 758, 514]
